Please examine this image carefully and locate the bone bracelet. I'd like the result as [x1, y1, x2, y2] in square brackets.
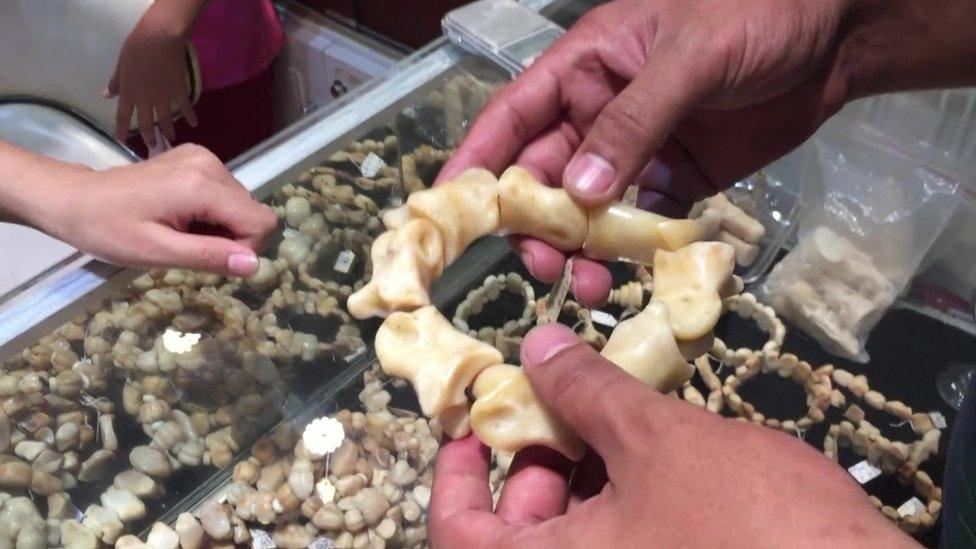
[357, 166, 737, 459]
[347, 166, 714, 320]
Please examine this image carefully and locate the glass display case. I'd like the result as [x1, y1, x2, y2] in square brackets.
[0, 1, 965, 547]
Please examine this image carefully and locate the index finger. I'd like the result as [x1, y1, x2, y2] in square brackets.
[429, 435, 514, 546]
[436, 61, 562, 182]
[115, 97, 134, 143]
[188, 183, 278, 250]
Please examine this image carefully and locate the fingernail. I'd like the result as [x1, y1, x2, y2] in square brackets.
[565, 153, 615, 198]
[227, 252, 258, 276]
[101, 88, 110, 98]
[522, 324, 580, 366]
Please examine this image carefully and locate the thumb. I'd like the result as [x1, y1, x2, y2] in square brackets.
[563, 59, 703, 206]
[520, 324, 659, 471]
[152, 229, 260, 277]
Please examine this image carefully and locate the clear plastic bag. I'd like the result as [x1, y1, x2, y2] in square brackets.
[760, 117, 959, 361]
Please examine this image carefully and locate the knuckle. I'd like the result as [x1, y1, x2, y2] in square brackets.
[599, 101, 653, 141]
[179, 143, 217, 166]
[485, 93, 531, 145]
[577, 2, 614, 30]
[178, 170, 211, 196]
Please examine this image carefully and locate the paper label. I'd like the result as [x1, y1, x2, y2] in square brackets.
[897, 496, 926, 518]
[333, 250, 355, 273]
[929, 411, 947, 429]
[360, 152, 386, 177]
[250, 528, 275, 549]
[590, 310, 618, 327]
[848, 460, 882, 484]
[546, 258, 574, 322]
[315, 478, 337, 503]
[308, 538, 335, 549]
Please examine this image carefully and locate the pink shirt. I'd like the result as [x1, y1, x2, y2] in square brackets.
[189, 0, 285, 91]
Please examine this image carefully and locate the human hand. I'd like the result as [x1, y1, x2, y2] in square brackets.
[41, 145, 276, 276]
[430, 324, 916, 548]
[436, 0, 857, 306]
[105, 0, 204, 148]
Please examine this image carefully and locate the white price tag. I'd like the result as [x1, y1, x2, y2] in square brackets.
[360, 152, 386, 177]
[929, 411, 947, 429]
[250, 528, 276, 549]
[315, 478, 337, 503]
[333, 250, 355, 274]
[848, 460, 882, 484]
[590, 310, 618, 328]
[897, 496, 926, 518]
[308, 537, 335, 549]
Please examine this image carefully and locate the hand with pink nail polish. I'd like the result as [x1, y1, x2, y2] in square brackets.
[435, 0, 976, 308]
[429, 325, 916, 548]
[0, 141, 276, 276]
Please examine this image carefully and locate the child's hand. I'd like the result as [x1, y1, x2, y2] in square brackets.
[105, 1, 204, 148]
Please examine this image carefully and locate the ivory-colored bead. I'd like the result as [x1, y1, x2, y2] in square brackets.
[344, 508, 365, 532]
[336, 474, 367, 497]
[401, 499, 421, 523]
[864, 390, 885, 410]
[0, 460, 30, 488]
[375, 518, 397, 539]
[356, 487, 390, 526]
[849, 375, 869, 397]
[313, 503, 345, 531]
[146, 522, 180, 549]
[844, 404, 865, 424]
[914, 471, 935, 499]
[233, 460, 260, 485]
[884, 400, 912, 420]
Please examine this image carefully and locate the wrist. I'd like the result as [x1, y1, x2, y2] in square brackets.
[142, 0, 211, 39]
[835, 0, 976, 100]
[0, 143, 85, 231]
[25, 166, 91, 240]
